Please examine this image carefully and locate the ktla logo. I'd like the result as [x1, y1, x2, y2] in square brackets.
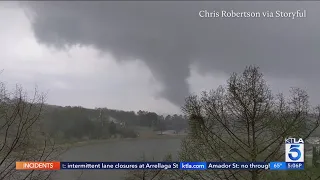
[285, 138, 304, 162]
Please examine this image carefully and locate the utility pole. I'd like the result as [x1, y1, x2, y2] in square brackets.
[98, 108, 104, 127]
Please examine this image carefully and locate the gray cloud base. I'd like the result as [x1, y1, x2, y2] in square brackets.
[22, 2, 320, 106]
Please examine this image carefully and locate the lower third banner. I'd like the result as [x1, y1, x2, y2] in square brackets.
[16, 161, 271, 170]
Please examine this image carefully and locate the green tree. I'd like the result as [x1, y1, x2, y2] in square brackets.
[109, 121, 117, 136]
[312, 146, 320, 168]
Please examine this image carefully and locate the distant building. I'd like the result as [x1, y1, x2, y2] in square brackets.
[108, 116, 120, 124]
[89, 108, 125, 127]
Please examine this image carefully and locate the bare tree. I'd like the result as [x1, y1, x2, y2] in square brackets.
[0, 82, 62, 180]
[175, 66, 320, 180]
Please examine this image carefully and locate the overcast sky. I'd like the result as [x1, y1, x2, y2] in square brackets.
[1, 2, 320, 114]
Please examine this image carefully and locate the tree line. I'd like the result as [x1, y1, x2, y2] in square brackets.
[41, 106, 188, 142]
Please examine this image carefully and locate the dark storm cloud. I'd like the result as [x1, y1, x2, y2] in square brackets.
[21, 2, 320, 106]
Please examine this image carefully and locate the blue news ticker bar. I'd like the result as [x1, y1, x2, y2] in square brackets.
[60, 162, 271, 170]
[206, 162, 269, 170]
[180, 162, 207, 170]
[286, 162, 304, 170]
[269, 162, 287, 170]
[60, 162, 179, 170]
[269, 162, 304, 170]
